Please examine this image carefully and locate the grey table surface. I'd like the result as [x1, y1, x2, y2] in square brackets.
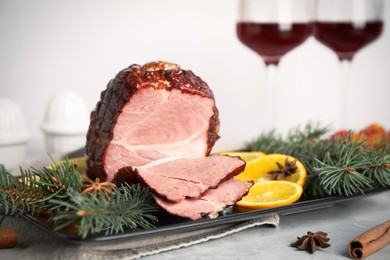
[142, 191, 390, 260]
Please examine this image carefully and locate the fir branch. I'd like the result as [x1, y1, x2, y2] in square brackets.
[0, 159, 84, 215]
[304, 173, 326, 198]
[246, 122, 389, 198]
[0, 165, 20, 188]
[313, 141, 373, 196]
[33, 159, 84, 212]
[362, 147, 390, 187]
[1, 160, 159, 239]
[49, 184, 158, 239]
[0, 165, 46, 214]
[246, 122, 331, 166]
[245, 130, 286, 154]
[285, 121, 330, 143]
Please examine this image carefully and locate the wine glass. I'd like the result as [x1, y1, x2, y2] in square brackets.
[237, 0, 312, 130]
[313, 0, 384, 129]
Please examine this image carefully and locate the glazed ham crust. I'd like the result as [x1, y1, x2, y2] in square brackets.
[86, 61, 220, 181]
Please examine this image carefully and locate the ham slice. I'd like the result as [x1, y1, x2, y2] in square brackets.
[154, 178, 253, 220]
[135, 156, 246, 202]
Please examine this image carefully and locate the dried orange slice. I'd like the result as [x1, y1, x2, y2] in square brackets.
[241, 154, 306, 187]
[219, 151, 266, 182]
[236, 181, 303, 209]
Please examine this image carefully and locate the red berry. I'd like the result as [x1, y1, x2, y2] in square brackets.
[330, 130, 349, 142]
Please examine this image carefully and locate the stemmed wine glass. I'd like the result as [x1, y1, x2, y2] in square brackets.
[237, 0, 312, 130]
[313, 0, 384, 129]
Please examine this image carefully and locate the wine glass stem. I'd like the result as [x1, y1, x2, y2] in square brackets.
[340, 59, 351, 129]
[265, 64, 278, 131]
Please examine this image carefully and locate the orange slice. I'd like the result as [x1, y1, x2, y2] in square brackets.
[219, 151, 266, 182]
[242, 154, 306, 187]
[236, 180, 303, 209]
[220, 151, 266, 161]
[47, 157, 87, 175]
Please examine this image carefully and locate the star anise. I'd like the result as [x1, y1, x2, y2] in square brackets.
[81, 178, 116, 197]
[268, 157, 298, 180]
[290, 231, 331, 253]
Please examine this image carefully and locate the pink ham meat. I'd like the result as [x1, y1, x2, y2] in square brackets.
[154, 178, 253, 220]
[86, 61, 220, 181]
[135, 156, 246, 202]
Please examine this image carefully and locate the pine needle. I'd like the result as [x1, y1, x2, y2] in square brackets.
[362, 147, 390, 187]
[50, 184, 158, 238]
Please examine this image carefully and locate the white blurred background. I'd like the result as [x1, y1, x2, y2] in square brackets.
[1, 0, 389, 156]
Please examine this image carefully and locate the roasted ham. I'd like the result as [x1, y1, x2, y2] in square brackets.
[86, 61, 250, 221]
[86, 61, 220, 181]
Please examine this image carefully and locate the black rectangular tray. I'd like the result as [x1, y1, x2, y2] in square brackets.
[19, 188, 389, 245]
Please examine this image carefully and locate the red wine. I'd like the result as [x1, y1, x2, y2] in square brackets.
[236, 22, 311, 65]
[313, 21, 383, 61]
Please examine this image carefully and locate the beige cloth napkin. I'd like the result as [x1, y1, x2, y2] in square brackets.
[0, 212, 279, 260]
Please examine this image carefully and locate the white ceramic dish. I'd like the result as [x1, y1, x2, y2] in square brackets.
[0, 99, 30, 171]
[41, 91, 89, 156]
[44, 132, 86, 155]
[0, 143, 28, 171]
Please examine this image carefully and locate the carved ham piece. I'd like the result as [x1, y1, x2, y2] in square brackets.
[153, 178, 253, 220]
[134, 156, 246, 202]
[86, 61, 220, 181]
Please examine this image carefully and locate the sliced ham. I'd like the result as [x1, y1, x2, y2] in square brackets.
[86, 61, 220, 181]
[134, 156, 246, 202]
[154, 178, 253, 220]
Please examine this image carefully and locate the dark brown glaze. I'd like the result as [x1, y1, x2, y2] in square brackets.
[112, 166, 139, 186]
[86, 61, 220, 181]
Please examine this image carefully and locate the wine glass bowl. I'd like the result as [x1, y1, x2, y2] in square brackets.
[237, 21, 312, 65]
[313, 0, 384, 61]
[236, 0, 312, 130]
[313, 0, 384, 129]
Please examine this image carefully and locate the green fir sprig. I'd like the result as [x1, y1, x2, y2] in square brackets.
[0, 160, 83, 215]
[50, 184, 158, 239]
[362, 148, 390, 187]
[0, 160, 158, 238]
[246, 122, 390, 198]
[314, 142, 373, 196]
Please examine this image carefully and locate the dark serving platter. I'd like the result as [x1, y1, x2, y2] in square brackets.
[19, 188, 390, 246]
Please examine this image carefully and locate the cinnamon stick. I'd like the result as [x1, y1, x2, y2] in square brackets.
[0, 229, 18, 249]
[348, 220, 390, 259]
